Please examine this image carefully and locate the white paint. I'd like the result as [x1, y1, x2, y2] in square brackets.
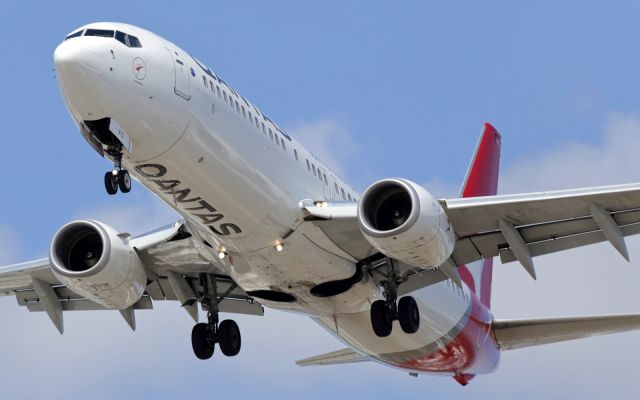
[49, 22, 478, 373]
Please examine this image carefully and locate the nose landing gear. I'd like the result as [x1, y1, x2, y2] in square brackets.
[103, 151, 131, 195]
[191, 274, 242, 360]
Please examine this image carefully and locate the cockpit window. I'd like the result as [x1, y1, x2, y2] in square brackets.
[84, 29, 115, 38]
[115, 31, 127, 46]
[127, 35, 142, 48]
[114, 31, 143, 48]
[65, 30, 83, 40]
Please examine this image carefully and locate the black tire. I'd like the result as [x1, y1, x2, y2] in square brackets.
[104, 172, 118, 195]
[371, 300, 392, 337]
[191, 323, 215, 360]
[118, 170, 131, 193]
[398, 296, 420, 334]
[218, 319, 241, 357]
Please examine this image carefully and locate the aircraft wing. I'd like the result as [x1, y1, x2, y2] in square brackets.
[493, 314, 640, 350]
[0, 221, 263, 333]
[296, 348, 371, 366]
[302, 182, 640, 280]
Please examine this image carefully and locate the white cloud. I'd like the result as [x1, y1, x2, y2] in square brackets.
[500, 112, 640, 193]
[72, 190, 180, 236]
[288, 118, 360, 177]
[421, 177, 461, 199]
[0, 226, 20, 265]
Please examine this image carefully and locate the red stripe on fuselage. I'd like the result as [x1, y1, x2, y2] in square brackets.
[396, 291, 500, 379]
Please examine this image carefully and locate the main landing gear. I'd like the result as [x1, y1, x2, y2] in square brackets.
[367, 258, 420, 338]
[104, 150, 131, 195]
[191, 274, 242, 360]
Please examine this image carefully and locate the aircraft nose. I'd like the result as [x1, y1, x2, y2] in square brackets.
[54, 41, 103, 94]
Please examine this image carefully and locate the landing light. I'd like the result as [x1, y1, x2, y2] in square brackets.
[218, 249, 227, 259]
[315, 201, 329, 208]
[275, 243, 284, 252]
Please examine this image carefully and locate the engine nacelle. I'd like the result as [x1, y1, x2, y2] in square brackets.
[49, 220, 147, 309]
[358, 178, 455, 268]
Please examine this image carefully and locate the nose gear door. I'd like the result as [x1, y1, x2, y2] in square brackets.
[167, 48, 191, 100]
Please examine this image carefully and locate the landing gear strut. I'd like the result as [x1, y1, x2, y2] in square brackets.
[367, 258, 420, 338]
[103, 149, 131, 195]
[191, 274, 242, 360]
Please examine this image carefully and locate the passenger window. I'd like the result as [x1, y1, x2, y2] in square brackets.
[318, 171, 323, 182]
[334, 182, 339, 193]
[348, 193, 352, 201]
[312, 164, 317, 176]
[255, 116, 259, 127]
[223, 91, 228, 103]
[269, 128, 273, 140]
[127, 35, 142, 48]
[262, 122, 266, 134]
[306, 159, 311, 171]
[242, 106, 246, 117]
[323, 173, 328, 185]
[281, 140, 286, 151]
[341, 188, 346, 200]
[275, 135, 280, 146]
[203, 76, 208, 88]
[248, 112, 252, 123]
[294, 149, 299, 160]
[209, 81, 214, 92]
[216, 86, 221, 97]
[236, 101, 240, 113]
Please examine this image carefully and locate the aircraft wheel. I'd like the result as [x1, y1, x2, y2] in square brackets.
[218, 319, 241, 357]
[371, 300, 393, 337]
[104, 172, 118, 195]
[398, 296, 420, 334]
[118, 169, 131, 193]
[192, 323, 215, 360]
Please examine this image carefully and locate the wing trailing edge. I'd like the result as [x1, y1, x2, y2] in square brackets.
[493, 314, 640, 350]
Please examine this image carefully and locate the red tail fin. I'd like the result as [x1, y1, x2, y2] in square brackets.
[460, 122, 501, 198]
[458, 123, 501, 308]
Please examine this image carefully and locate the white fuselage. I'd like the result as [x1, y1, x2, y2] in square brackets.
[54, 22, 498, 375]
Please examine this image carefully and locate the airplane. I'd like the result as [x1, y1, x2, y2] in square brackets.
[2, 22, 640, 386]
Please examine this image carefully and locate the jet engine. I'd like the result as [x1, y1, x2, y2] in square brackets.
[358, 178, 455, 269]
[49, 220, 147, 309]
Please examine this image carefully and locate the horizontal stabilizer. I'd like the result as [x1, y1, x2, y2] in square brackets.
[296, 348, 370, 367]
[493, 314, 640, 350]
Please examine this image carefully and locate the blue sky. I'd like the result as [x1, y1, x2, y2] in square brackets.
[2, 1, 640, 399]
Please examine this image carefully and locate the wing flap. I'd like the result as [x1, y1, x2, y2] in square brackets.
[24, 294, 154, 312]
[443, 183, 640, 236]
[493, 314, 640, 350]
[296, 348, 370, 366]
